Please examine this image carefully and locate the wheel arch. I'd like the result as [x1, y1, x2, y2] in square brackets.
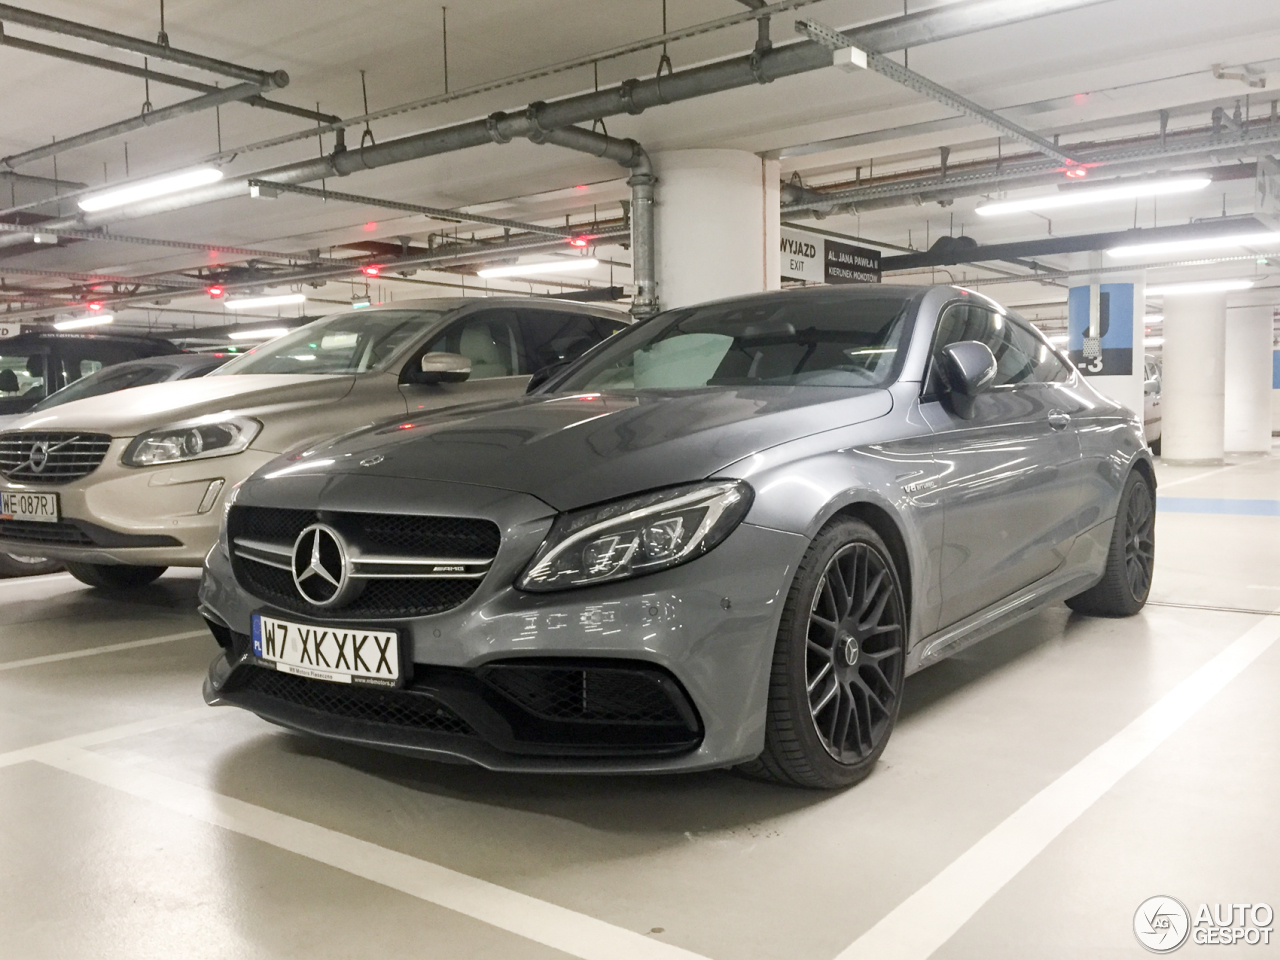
[826, 500, 913, 627]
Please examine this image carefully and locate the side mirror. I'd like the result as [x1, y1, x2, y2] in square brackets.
[414, 352, 471, 384]
[526, 360, 569, 394]
[939, 340, 997, 419]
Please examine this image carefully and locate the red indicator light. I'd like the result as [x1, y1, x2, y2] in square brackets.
[363, 221, 377, 232]
[574, 184, 588, 191]
[1065, 167, 1088, 179]
[207, 285, 225, 298]
[569, 236, 589, 248]
[397, 422, 415, 430]
[87, 301, 104, 311]
[361, 264, 382, 277]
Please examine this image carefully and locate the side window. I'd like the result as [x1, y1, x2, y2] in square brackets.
[428, 310, 521, 380]
[929, 303, 1065, 390]
[518, 310, 612, 374]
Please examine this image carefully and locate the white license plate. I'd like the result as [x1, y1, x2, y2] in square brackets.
[0, 491, 59, 523]
[251, 613, 401, 687]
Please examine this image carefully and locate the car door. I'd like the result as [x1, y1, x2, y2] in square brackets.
[399, 308, 531, 413]
[921, 301, 1085, 628]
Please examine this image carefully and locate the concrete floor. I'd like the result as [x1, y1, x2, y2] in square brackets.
[2, 453, 1278, 960]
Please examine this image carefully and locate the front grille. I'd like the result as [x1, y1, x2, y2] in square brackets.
[227, 506, 500, 620]
[478, 662, 696, 728]
[239, 666, 476, 736]
[0, 519, 94, 546]
[0, 432, 112, 483]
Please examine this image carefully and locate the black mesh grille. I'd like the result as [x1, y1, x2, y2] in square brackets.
[236, 554, 483, 619]
[231, 506, 313, 544]
[239, 666, 475, 736]
[0, 519, 94, 546]
[479, 663, 692, 727]
[0, 432, 112, 483]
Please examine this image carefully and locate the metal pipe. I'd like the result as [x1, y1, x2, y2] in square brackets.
[532, 126, 657, 319]
[0, 28, 336, 124]
[0, 3, 288, 86]
[0, 170, 85, 189]
[246, 180, 576, 239]
[2, 81, 266, 169]
[12, 0, 1105, 234]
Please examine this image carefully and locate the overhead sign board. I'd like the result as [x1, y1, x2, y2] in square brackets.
[0, 322, 23, 339]
[781, 227, 881, 285]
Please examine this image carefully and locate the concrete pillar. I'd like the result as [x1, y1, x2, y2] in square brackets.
[1224, 305, 1274, 453]
[1162, 292, 1226, 464]
[653, 149, 778, 310]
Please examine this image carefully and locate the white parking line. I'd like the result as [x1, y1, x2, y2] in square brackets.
[0, 628, 209, 671]
[1157, 461, 1248, 490]
[0, 706, 210, 769]
[835, 609, 1280, 960]
[32, 745, 711, 960]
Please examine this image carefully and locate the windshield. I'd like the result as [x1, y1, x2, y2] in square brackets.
[212, 309, 447, 376]
[32, 361, 181, 411]
[557, 294, 915, 392]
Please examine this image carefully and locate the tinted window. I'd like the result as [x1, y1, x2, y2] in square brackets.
[930, 303, 1068, 390]
[428, 310, 522, 379]
[32, 362, 179, 411]
[520, 310, 614, 374]
[0, 349, 48, 399]
[559, 295, 913, 391]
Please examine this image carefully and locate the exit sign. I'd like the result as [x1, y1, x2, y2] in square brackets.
[0, 323, 22, 339]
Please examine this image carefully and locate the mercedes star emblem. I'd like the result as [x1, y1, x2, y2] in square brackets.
[291, 523, 359, 607]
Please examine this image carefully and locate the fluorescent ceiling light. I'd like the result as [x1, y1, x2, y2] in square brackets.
[228, 327, 289, 340]
[1144, 315, 1163, 323]
[54, 314, 113, 330]
[1046, 334, 1069, 344]
[477, 258, 599, 279]
[224, 293, 306, 310]
[975, 177, 1211, 217]
[1109, 232, 1280, 259]
[78, 167, 224, 212]
[1144, 337, 1165, 346]
[1145, 279, 1254, 296]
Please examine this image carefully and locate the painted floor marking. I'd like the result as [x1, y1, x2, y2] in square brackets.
[0, 628, 209, 671]
[0, 706, 209, 769]
[835, 609, 1280, 960]
[1156, 461, 1249, 490]
[1158, 496, 1280, 516]
[32, 745, 711, 960]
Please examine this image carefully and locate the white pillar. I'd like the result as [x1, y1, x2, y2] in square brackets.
[653, 149, 777, 309]
[1224, 305, 1274, 453]
[1162, 292, 1227, 464]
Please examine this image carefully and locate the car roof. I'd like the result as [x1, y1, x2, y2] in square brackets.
[337, 296, 629, 320]
[0, 331, 185, 353]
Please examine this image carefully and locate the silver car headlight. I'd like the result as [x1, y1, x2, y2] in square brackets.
[517, 481, 753, 592]
[123, 416, 261, 467]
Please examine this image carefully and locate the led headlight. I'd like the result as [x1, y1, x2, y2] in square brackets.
[123, 415, 261, 467]
[517, 481, 753, 592]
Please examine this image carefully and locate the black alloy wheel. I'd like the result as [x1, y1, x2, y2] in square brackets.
[1067, 469, 1156, 617]
[740, 518, 907, 789]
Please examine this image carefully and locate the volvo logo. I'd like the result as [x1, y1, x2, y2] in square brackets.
[291, 523, 360, 608]
[28, 441, 50, 474]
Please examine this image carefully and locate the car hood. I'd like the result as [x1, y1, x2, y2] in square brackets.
[0, 374, 354, 437]
[260, 387, 893, 511]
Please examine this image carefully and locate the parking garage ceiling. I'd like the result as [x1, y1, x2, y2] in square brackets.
[2, 0, 1279, 331]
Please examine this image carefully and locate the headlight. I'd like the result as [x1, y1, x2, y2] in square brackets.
[517, 481, 753, 592]
[123, 416, 261, 467]
[216, 480, 244, 559]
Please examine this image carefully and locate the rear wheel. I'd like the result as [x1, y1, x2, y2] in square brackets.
[1066, 470, 1155, 617]
[65, 562, 167, 590]
[0, 553, 63, 577]
[739, 518, 907, 789]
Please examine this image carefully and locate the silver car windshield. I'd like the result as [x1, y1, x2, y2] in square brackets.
[560, 295, 914, 391]
[212, 309, 447, 376]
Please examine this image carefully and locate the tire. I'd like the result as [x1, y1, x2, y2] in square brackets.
[0, 552, 63, 577]
[1066, 469, 1155, 618]
[65, 562, 167, 590]
[738, 518, 908, 789]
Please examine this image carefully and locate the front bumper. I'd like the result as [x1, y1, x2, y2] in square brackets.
[0, 444, 276, 566]
[200, 498, 808, 773]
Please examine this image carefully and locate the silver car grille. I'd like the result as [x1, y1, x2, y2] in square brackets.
[227, 506, 501, 619]
[0, 432, 113, 483]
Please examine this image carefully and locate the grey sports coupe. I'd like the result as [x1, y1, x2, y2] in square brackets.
[200, 285, 1156, 789]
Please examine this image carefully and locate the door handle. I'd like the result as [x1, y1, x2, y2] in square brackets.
[1048, 411, 1072, 430]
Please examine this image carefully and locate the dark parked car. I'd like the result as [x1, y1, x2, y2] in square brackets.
[199, 285, 1155, 789]
[29, 352, 230, 412]
[0, 331, 183, 416]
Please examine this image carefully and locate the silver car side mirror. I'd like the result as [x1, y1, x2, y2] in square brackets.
[940, 340, 997, 420]
[417, 352, 471, 384]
